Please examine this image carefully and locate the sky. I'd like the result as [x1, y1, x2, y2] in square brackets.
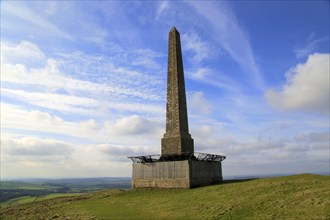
[1, 1, 329, 179]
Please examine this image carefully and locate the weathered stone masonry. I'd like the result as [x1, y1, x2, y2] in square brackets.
[161, 27, 194, 156]
[129, 27, 225, 189]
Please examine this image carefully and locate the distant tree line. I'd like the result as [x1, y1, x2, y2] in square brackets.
[0, 189, 57, 203]
[0, 179, 131, 203]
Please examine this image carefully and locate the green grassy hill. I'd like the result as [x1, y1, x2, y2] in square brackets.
[0, 193, 83, 208]
[1, 174, 329, 219]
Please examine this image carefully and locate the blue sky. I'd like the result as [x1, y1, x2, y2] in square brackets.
[1, 1, 329, 179]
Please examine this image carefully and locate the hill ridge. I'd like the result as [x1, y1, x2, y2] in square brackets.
[1, 174, 329, 219]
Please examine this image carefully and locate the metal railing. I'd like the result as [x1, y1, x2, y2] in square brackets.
[128, 152, 226, 164]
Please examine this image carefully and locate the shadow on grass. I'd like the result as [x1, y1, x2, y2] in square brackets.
[191, 178, 258, 189]
[221, 178, 258, 185]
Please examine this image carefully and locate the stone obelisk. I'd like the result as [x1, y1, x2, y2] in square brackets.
[128, 27, 225, 189]
[161, 27, 194, 156]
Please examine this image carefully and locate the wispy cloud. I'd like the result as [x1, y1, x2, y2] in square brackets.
[131, 49, 165, 70]
[187, 1, 264, 90]
[1, 41, 165, 116]
[1, 104, 99, 139]
[1, 41, 45, 62]
[2, 2, 73, 40]
[156, 1, 169, 20]
[182, 32, 210, 63]
[2, 88, 100, 115]
[43, 2, 58, 16]
[189, 91, 212, 115]
[186, 67, 241, 93]
[293, 36, 328, 59]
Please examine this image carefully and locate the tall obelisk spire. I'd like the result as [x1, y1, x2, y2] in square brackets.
[161, 27, 194, 156]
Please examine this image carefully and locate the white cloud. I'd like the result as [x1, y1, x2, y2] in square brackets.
[0, 104, 100, 139]
[79, 119, 99, 134]
[1, 41, 165, 116]
[265, 53, 330, 114]
[106, 102, 163, 116]
[189, 67, 210, 79]
[2, 2, 73, 40]
[182, 33, 210, 63]
[107, 115, 162, 136]
[0, 134, 133, 178]
[190, 116, 329, 166]
[198, 125, 214, 137]
[203, 136, 312, 162]
[189, 91, 212, 114]
[294, 132, 329, 152]
[95, 144, 153, 157]
[156, 1, 169, 19]
[1, 103, 162, 144]
[1, 134, 73, 156]
[187, 67, 241, 93]
[2, 53, 161, 101]
[131, 49, 164, 70]
[1, 41, 46, 62]
[2, 88, 100, 115]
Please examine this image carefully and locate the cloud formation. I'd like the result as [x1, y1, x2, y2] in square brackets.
[182, 32, 210, 63]
[265, 53, 329, 114]
[156, 1, 169, 20]
[2, 134, 73, 156]
[189, 92, 212, 115]
[1, 41, 45, 62]
[187, 1, 264, 89]
[294, 37, 328, 59]
[2, 2, 72, 40]
[1, 41, 164, 116]
[1, 1, 328, 178]
[109, 115, 162, 136]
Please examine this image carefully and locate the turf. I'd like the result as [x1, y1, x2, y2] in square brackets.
[0, 193, 83, 208]
[1, 174, 329, 219]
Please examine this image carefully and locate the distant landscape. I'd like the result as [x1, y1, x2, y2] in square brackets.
[0, 173, 304, 205]
[1, 174, 329, 219]
[2, 173, 328, 206]
[0, 177, 131, 206]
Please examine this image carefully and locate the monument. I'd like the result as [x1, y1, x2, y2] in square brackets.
[128, 27, 226, 189]
[161, 27, 194, 157]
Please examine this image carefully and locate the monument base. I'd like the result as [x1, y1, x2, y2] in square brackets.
[131, 160, 222, 189]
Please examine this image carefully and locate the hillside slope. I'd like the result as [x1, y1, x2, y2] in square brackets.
[1, 174, 329, 219]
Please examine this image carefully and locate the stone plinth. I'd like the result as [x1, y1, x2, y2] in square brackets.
[132, 160, 222, 189]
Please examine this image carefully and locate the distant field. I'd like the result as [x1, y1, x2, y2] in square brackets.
[0, 193, 82, 208]
[0, 177, 131, 204]
[1, 174, 329, 219]
[0, 181, 52, 190]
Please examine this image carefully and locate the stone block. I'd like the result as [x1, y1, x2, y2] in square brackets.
[131, 160, 222, 189]
[161, 135, 194, 155]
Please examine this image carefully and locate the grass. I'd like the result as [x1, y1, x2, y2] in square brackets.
[0, 193, 83, 208]
[0, 174, 329, 219]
